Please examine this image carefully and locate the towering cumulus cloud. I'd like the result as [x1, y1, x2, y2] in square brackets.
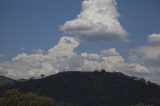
[60, 0, 128, 41]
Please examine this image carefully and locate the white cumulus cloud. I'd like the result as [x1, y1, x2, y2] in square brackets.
[80, 48, 125, 71]
[0, 36, 144, 80]
[1, 33, 160, 84]
[60, 0, 128, 41]
[129, 45, 160, 64]
[128, 33, 160, 84]
[0, 36, 80, 79]
[147, 34, 160, 44]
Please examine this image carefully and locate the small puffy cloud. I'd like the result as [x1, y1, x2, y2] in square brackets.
[147, 34, 160, 43]
[124, 63, 150, 73]
[100, 48, 120, 56]
[60, 0, 128, 41]
[129, 45, 160, 83]
[80, 48, 125, 71]
[129, 34, 160, 64]
[81, 52, 125, 72]
[129, 45, 160, 65]
[81, 52, 103, 62]
[128, 33, 160, 84]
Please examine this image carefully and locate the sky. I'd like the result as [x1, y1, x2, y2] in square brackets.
[0, 0, 160, 84]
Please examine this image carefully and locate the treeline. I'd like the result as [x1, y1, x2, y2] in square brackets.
[0, 89, 154, 106]
[0, 89, 72, 106]
[0, 71, 160, 106]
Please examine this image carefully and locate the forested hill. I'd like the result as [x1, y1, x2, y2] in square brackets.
[1, 71, 160, 106]
[0, 76, 16, 86]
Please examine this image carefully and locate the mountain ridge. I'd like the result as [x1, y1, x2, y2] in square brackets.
[0, 76, 16, 86]
[1, 71, 160, 106]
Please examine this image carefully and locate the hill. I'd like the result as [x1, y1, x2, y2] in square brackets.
[0, 76, 16, 86]
[1, 71, 160, 106]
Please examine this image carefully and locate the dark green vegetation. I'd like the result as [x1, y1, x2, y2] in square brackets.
[0, 89, 55, 106]
[0, 71, 160, 106]
[132, 103, 154, 106]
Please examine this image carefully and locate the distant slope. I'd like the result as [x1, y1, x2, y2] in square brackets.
[0, 76, 16, 86]
[1, 71, 160, 106]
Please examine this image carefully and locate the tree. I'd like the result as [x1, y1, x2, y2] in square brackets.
[0, 89, 56, 106]
[41, 74, 45, 78]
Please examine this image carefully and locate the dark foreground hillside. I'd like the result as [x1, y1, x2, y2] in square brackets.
[1, 71, 160, 106]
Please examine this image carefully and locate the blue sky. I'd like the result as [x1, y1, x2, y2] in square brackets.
[0, 0, 81, 60]
[0, 0, 159, 60]
[0, 0, 160, 83]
